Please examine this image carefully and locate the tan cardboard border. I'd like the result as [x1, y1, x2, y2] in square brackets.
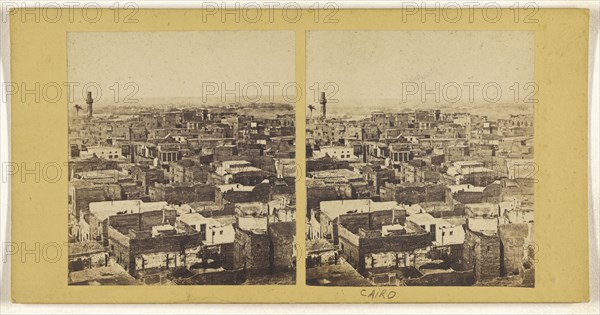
[10, 8, 589, 303]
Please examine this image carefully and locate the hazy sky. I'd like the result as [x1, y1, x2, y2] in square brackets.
[307, 31, 534, 112]
[67, 31, 295, 104]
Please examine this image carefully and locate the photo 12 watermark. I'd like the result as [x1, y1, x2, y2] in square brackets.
[2, 81, 140, 104]
[2, 1, 140, 23]
[400, 81, 538, 104]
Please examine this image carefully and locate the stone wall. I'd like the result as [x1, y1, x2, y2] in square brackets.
[268, 221, 296, 272]
[498, 223, 529, 276]
[462, 229, 501, 281]
[220, 242, 235, 270]
[233, 227, 271, 274]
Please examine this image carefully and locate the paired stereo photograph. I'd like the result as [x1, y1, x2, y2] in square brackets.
[68, 30, 534, 288]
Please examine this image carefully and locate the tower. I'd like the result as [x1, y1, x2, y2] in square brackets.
[319, 92, 327, 119]
[86, 91, 94, 118]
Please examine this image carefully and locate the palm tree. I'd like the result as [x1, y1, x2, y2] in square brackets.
[308, 104, 316, 118]
[74, 104, 83, 116]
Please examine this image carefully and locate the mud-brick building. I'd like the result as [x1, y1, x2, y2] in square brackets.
[233, 225, 271, 274]
[149, 182, 215, 204]
[306, 178, 353, 216]
[268, 221, 296, 272]
[232, 220, 296, 274]
[318, 199, 407, 245]
[498, 222, 534, 277]
[380, 182, 446, 205]
[69, 182, 122, 220]
[216, 183, 272, 208]
[462, 228, 501, 281]
[170, 159, 211, 184]
[82, 200, 174, 246]
[336, 210, 431, 276]
[104, 207, 202, 279]
[68, 241, 108, 272]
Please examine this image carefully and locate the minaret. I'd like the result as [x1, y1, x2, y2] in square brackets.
[319, 92, 327, 119]
[86, 91, 94, 118]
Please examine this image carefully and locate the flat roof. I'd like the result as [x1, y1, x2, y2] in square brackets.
[448, 184, 486, 193]
[309, 169, 362, 180]
[216, 183, 255, 192]
[407, 212, 438, 226]
[89, 200, 171, 221]
[320, 199, 404, 220]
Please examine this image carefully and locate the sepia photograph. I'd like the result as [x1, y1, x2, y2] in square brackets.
[305, 31, 536, 287]
[66, 31, 297, 285]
